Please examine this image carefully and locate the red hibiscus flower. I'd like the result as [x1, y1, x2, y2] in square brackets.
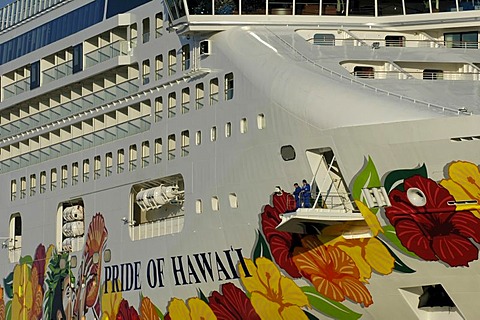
[116, 299, 140, 320]
[261, 192, 302, 278]
[32, 244, 46, 287]
[208, 283, 260, 320]
[385, 175, 480, 267]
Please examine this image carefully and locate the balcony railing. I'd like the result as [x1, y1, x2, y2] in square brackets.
[351, 70, 480, 80]
[43, 60, 73, 84]
[3, 78, 30, 99]
[85, 40, 129, 68]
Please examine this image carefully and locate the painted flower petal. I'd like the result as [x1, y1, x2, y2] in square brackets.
[140, 296, 160, 320]
[335, 244, 371, 282]
[450, 210, 480, 243]
[355, 200, 383, 236]
[432, 234, 479, 267]
[363, 238, 394, 276]
[239, 259, 268, 296]
[337, 276, 373, 307]
[168, 298, 191, 320]
[280, 305, 309, 320]
[208, 283, 260, 320]
[392, 219, 437, 261]
[188, 297, 217, 320]
[447, 161, 480, 200]
[278, 276, 309, 308]
[250, 292, 282, 320]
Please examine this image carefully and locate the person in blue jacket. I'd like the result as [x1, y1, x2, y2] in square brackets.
[293, 183, 301, 208]
[301, 179, 311, 208]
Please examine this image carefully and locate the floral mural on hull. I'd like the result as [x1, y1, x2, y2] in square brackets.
[2, 159, 480, 320]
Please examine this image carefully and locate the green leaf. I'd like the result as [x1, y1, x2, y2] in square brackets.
[381, 226, 419, 258]
[377, 238, 416, 273]
[384, 164, 427, 193]
[301, 286, 362, 320]
[154, 304, 164, 320]
[253, 230, 272, 262]
[352, 156, 381, 201]
[19, 255, 33, 266]
[3, 271, 13, 299]
[197, 288, 209, 304]
[5, 300, 11, 320]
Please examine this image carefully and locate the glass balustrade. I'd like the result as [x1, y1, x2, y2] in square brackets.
[3, 79, 30, 99]
[43, 60, 73, 84]
[85, 40, 129, 68]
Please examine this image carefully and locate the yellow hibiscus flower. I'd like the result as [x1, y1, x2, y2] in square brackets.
[441, 161, 480, 218]
[239, 257, 309, 320]
[321, 235, 394, 283]
[12, 263, 33, 319]
[101, 281, 123, 320]
[168, 297, 216, 320]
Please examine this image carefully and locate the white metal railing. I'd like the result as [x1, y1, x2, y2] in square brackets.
[352, 70, 480, 80]
[130, 215, 184, 240]
[85, 40, 129, 68]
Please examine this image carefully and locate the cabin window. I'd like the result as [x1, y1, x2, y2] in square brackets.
[212, 196, 219, 211]
[40, 171, 47, 193]
[445, 32, 478, 49]
[348, 0, 375, 15]
[30, 174, 36, 196]
[155, 54, 163, 80]
[423, 69, 443, 80]
[210, 78, 219, 105]
[83, 160, 89, 182]
[354, 66, 375, 79]
[225, 73, 234, 100]
[142, 60, 150, 85]
[129, 144, 137, 171]
[11, 180, 17, 201]
[30, 60, 40, 89]
[378, 0, 403, 15]
[182, 44, 190, 70]
[196, 199, 203, 213]
[168, 92, 176, 118]
[142, 17, 150, 43]
[73, 43, 83, 74]
[72, 162, 79, 185]
[130, 174, 185, 240]
[155, 138, 163, 163]
[51, 168, 57, 191]
[196, 131, 202, 145]
[168, 134, 176, 160]
[281, 145, 296, 161]
[196, 83, 205, 109]
[142, 141, 150, 167]
[313, 34, 335, 46]
[20, 177, 26, 199]
[240, 118, 248, 133]
[105, 153, 113, 177]
[155, 97, 163, 122]
[168, 49, 176, 76]
[155, 12, 163, 37]
[94, 156, 101, 180]
[9, 213, 22, 262]
[257, 113, 266, 129]
[104, 249, 112, 262]
[57, 200, 85, 252]
[385, 35, 405, 47]
[182, 88, 190, 114]
[130, 23, 138, 48]
[117, 149, 125, 173]
[211, 126, 217, 141]
[61, 165, 68, 187]
[181, 130, 190, 157]
[229, 193, 238, 208]
[225, 122, 232, 137]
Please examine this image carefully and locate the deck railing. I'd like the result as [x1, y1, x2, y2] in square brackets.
[85, 40, 129, 68]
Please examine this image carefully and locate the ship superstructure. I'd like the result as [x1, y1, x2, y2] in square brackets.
[1, 0, 480, 319]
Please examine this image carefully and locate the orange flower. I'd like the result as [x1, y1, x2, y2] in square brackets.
[293, 236, 373, 306]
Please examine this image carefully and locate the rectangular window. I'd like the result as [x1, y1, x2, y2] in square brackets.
[30, 174, 36, 196]
[155, 54, 163, 80]
[61, 165, 68, 188]
[106, 153, 113, 177]
[155, 12, 163, 38]
[182, 88, 190, 114]
[182, 44, 190, 70]
[94, 155, 101, 179]
[117, 149, 125, 173]
[225, 122, 232, 137]
[51, 168, 57, 191]
[196, 131, 202, 145]
[168, 92, 176, 118]
[210, 78, 219, 105]
[168, 49, 176, 76]
[142, 60, 150, 85]
[195, 83, 204, 109]
[129, 144, 137, 171]
[142, 17, 150, 43]
[72, 162, 79, 185]
[445, 32, 478, 49]
[40, 171, 46, 193]
[20, 177, 26, 199]
[155, 138, 162, 163]
[83, 159, 89, 182]
[142, 141, 150, 167]
[181, 130, 190, 157]
[10, 180, 16, 201]
[211, 126, 217, 141]
[30, 60, 40, 89]
[225, 73, 234, 100]
[73, 43, 83, 73]
[168, 134, 176, 160]
[155, 96, 163, 122]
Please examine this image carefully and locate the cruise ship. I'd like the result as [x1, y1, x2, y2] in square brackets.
[1, 0, 480, 318]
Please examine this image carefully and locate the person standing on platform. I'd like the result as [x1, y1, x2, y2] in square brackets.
[293, 183, 301, 208]
[301, 179, 311, 208]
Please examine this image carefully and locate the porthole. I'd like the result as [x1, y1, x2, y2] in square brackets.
[104, 249, 112, 262]
[281, 145, 296, 161]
